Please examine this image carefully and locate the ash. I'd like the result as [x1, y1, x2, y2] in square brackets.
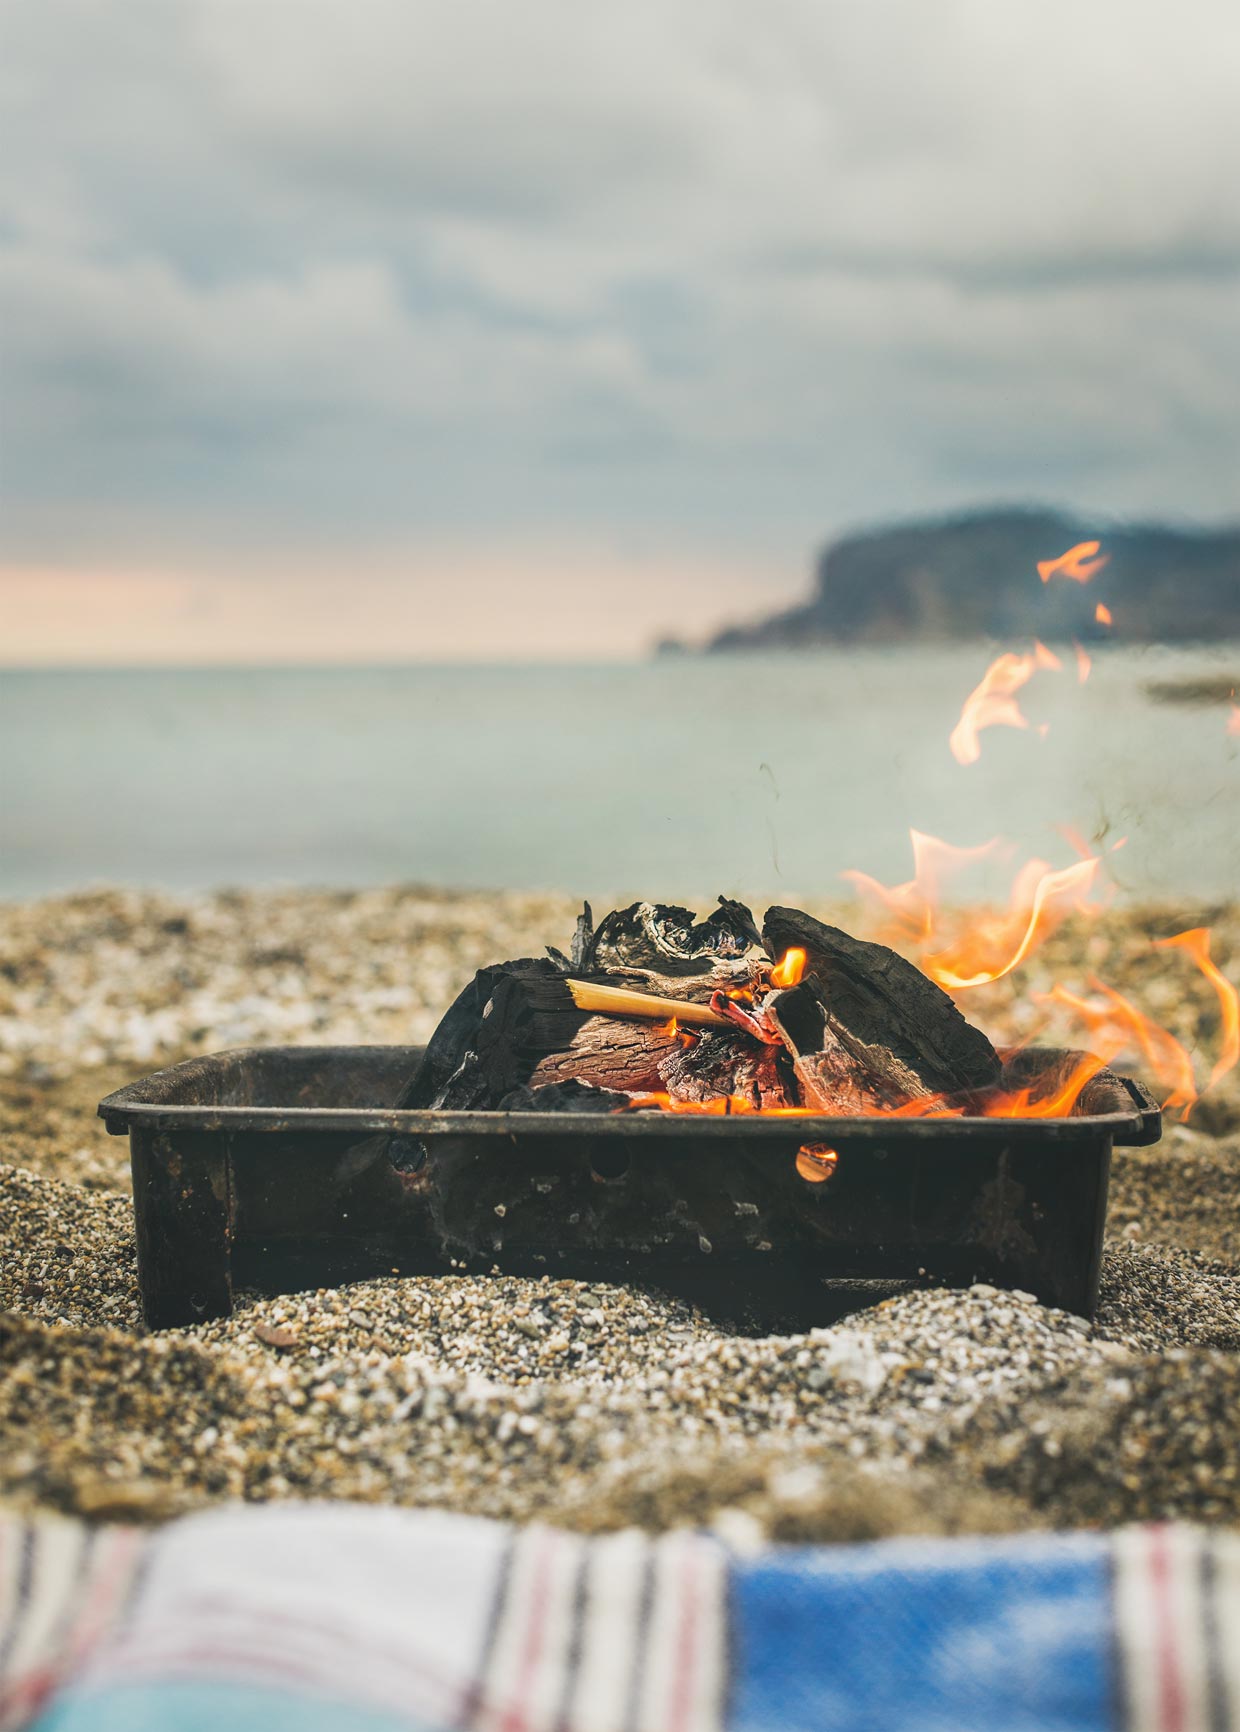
[1, 888, 1238, 1539]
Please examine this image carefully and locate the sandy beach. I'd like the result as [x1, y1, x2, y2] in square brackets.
[2, 887, 1238, 1540]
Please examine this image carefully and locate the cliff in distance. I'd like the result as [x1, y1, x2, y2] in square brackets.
[706, 507, 1240, 649]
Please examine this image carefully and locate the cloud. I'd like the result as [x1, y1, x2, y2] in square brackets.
[1, 0, 1238, 653]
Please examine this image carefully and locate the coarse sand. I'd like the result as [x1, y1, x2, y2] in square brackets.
[2, 888, 1238, 1540]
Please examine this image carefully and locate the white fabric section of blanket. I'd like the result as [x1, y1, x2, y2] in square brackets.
[78, 1504, 509, 1727]
[58, 1503, 729, 1732]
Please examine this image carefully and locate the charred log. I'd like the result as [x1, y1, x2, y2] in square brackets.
[656, 1030, 795, 1110]
[496, 1080, 636, 1114]
[527, 1014, 683, 1094]
[765, 978, 924, 1114]
[393, 959, 574, 1111]
[583, 896, 762, 974]
[399, 961, 744, 1110]
[763, 907, 1001, 1097]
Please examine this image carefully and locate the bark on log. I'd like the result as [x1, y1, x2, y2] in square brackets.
[656, 1030, 795, 1110]
[398, 960, 755, 1110]
[583, 897, 762, 974]
[765, 978, 922, 1114]
[763, 907, 1001, 1097]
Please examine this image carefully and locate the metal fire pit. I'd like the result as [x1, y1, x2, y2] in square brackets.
[100, 1044, 1161, 1330]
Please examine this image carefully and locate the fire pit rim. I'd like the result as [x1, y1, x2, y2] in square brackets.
[98, 1043, 1162, 1147]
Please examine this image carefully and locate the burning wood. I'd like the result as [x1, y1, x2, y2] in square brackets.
[393, 896, 1067, 1121]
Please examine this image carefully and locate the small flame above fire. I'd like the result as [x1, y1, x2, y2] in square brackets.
[654, 1014, 696, 1049]
[1037, 541, 1110, 584]
[1155, 928, 1240, 1096]
[839, 815, 1239, 1119]
[770, 947, 806, 988]
[1095, 601, 1112, 626]
[925, 854, 1101, 990]
[844, 828, 1103, 990]
[949, 642, 1060, 766]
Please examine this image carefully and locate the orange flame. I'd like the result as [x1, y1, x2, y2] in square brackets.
[1038, 979, 1198, 1117]
[1074, 642, 1091, 683]
[1095, 602, 1112, 626]
[949, 643, 1060, 765]
[1154, 928, 1239, 1094]
[924, 854, 1101, 989]
[796, 1144, 838, 1181]
[1037, 541, 1109, 584]
[1227, 703, 1240, 737]
[844, 830, 1102, 991]
[626, 1091, 813, 1117]
[655, 1015, 696, 1049]
[770, 947, 807, 988]
[984, 1049, 1112, 1119]
[842, 830, 1007, 948]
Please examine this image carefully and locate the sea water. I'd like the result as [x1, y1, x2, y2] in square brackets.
[2, 646, 1238, 902]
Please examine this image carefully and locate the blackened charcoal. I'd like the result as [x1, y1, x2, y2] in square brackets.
[586, 896, 762, 974]
[497, 1080, 632, 1114]
[763, 907, 1002, 1097]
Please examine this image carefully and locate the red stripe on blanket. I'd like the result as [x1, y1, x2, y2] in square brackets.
[68, 1529, 143, 1667]
[1148, 1526, 1186, 1732]
[667, 1542, 701, 1732]
[500, 1529, 558, 1732]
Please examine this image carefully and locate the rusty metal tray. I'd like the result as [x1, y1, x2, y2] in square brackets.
[100, 1044, 1161, 1328]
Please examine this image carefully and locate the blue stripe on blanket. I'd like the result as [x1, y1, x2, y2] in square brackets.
[730, 1531, 1115, 1732]
[29, 1681, 431, 1732]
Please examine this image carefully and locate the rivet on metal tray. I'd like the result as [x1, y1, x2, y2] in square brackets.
[387, 1136, 426, 1174]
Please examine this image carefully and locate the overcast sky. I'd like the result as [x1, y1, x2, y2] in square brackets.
[2, 0, 1239, 660]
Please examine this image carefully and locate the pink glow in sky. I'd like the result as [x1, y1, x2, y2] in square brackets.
[0, 547, 794, 664]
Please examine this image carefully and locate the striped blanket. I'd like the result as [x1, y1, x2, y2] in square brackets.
[1, 1505, 1236, 1732]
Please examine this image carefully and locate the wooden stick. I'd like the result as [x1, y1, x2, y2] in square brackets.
[565, 979, 732, 1029]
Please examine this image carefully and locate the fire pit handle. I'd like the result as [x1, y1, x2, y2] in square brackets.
[1114, 1076, 1162, 1147]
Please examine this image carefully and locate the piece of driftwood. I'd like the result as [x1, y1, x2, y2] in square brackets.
[527, 1012, 685, 1095]
[762, 907, 1001, 1097]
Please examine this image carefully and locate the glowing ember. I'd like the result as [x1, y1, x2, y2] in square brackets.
[1037, 540, 1109, 584]
[796, 1144, 838, 1182]
[1095, 601, 1112, 626]
[949, 642, 1060, 765]
[770, 947, 807, 988]
[626, 1091, 812, 1117]
[654, 1015, 696, 1050]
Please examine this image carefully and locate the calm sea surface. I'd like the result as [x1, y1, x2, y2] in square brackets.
[2, 648, 1238, 903]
